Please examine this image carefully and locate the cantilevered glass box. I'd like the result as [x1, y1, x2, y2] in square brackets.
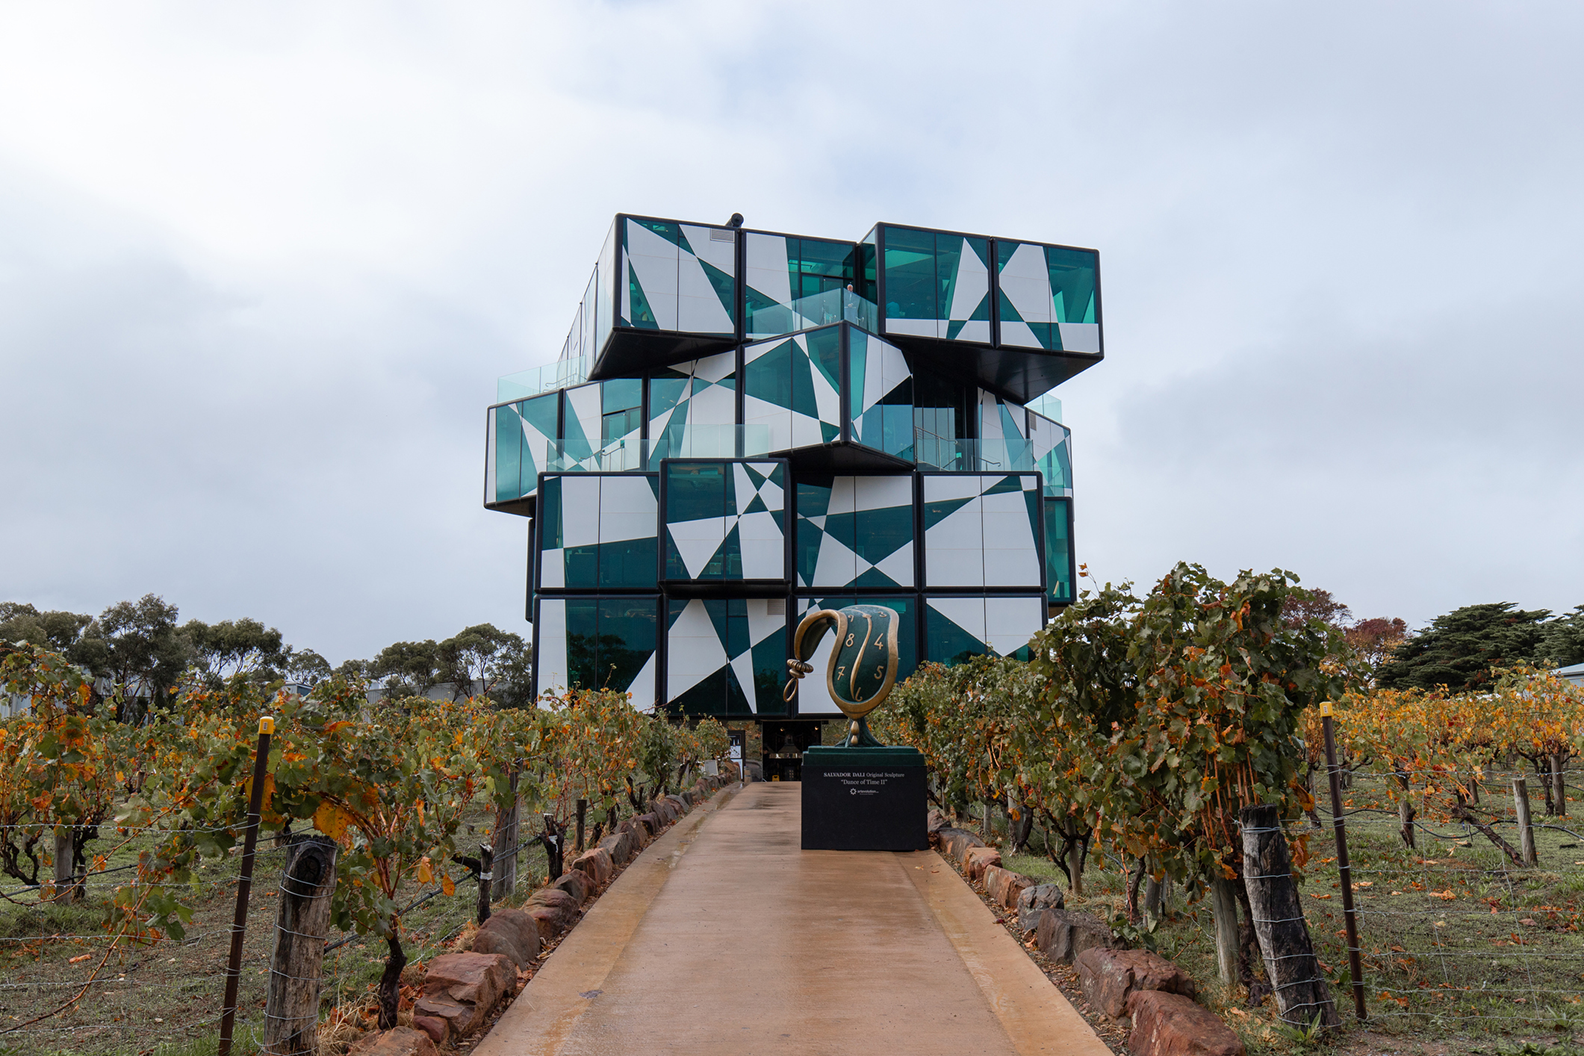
[485, 214, 1101, 727]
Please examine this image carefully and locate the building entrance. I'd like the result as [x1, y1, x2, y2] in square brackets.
[759, 720, 825, 782]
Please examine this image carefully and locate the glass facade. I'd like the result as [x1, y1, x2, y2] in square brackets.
[491, 213, 1098, 718]
[535, 595, 658, 709]
[880, 225, 991, 343]
[1045, 497, 1073, 606]
[666, 597, 788, 718]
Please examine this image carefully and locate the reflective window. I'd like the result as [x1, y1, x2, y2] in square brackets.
[565, 597, 657, 696]
[882, 227, 936, 322]
[1045, 497, 1073, 605]
[1047, 246, 1098, 324]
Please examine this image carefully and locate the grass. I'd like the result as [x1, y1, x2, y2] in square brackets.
[0, 804, 551, 1055]
[956, 777, 1584, 1054]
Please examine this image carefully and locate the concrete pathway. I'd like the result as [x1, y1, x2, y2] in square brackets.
[474, 783, 1111, 1056]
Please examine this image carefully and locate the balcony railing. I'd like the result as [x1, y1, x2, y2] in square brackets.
[490, 425, 772, 504]
[491, 419, 1070, 506]
[496, 356, 591, 403]
[912, 431, 1072, 495]
[747, 289, 878, 339]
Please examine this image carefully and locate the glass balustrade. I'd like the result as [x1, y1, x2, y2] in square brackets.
[496, 356, 591, 402]
[489, 425, 774, 503]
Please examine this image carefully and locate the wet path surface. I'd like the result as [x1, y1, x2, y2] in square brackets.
[474, 783, 1110, 1056]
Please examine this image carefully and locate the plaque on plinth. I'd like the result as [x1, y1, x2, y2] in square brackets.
[800, 746, 927, 851]
[784, 604, 927, 851]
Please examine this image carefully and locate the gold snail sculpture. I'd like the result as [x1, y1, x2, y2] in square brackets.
[783, 604, 900, 747]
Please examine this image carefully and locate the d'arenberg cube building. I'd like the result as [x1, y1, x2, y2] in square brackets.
[484, 214, 1102, 765]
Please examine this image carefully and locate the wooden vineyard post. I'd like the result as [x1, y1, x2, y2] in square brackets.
[1513, 776, 1538, 865]
[264, 836, 338, 1056]
[1210, 875, 1239, 993]
[51, 827, 79, 903]
[576, 798, 587, 853]
[1321, 701, 1368, 1020]
[218, 715, 273, 1056]
[494, 768, 520, 902]
[1552, 755, 1567, 818]
[476, 843, 494, 924]
[1239, 803, 1339, 1031]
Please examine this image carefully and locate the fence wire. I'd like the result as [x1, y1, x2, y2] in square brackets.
[0, 811, 552, 1054]
[1290, 767, 1584, 1033]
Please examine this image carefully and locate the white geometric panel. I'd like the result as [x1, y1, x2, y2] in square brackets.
[922, 475, 985, 588]
[946, 237, 990, 341]
[598, 475, 658, 544]
[666, 599, 729, 701]
[535, 598, 567, 697]
[744, 232, 793, 310]
[984, 596, 1045, 657]
[998, 242, 1053, 335]
[928, 596, 987, 646]
[560, 476, 602, 547]
[669, 516, 727, 580]
[885, 317, 936, 338]
[981, 479, 1041, 589]
[677, 225, 734, 335]
[624, 220, 680, 331]
[688, 350, 737, 428]
[732, 598, 787, 715]
[733, 462, 784, 580]
[1057, 322, 1101, 354]
[627, 652, 657, 713]
[681, 223, 737, 275]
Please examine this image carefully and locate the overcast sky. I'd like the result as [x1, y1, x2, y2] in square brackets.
[2, 2, 1581, 664]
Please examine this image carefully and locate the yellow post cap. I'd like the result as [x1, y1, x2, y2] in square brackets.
[260, 716, 275, 735]
[1319, 701, 1333, 717]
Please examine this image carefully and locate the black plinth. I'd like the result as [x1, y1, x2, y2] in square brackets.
[800, 746, 928, 851]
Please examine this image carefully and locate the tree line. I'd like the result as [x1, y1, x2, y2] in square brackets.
[0, 596, 536, 717]
[1274, 589, 1584, 689]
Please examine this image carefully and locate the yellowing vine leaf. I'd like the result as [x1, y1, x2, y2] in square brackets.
[314, 800, 353, 841]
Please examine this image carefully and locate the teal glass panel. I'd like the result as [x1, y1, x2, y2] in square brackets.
[564, 598, 600, 689]
[602, 408, 641, 444]
[792, 238, 856, 300]
[539, 476, 562, 549]
[745, 338, 794, 411]
[795, 477, 832, 585]
[663, 461, 730, 580]
[858, 229, 878, 304]
[925, 607, 984, 666]
[934, 236, 962, 321]
[750, 612, 787, 717]
[664, 462, 726, 523]
[807, 327, 842, 396]
[882, 227, 937, 321]
[852, 503, 913, 586]
[847, 337, 866, 423]
[1045, 497, 1073, 605]
[602, 378, 641, 414]
[1046, 246, 1098, 325]
[597, 597, 657, 696]
[493, 404, 522, 503]
[522, 392, 558, 437]
[600, 536, 656, 589]
[565, 542, 598, 587]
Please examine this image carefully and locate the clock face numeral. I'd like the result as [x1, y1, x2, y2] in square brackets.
[844, 633, 855, 648]
[874, 634, 885, 649]
[836, 666, 846, 680]
[875, 663, 886, 679]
